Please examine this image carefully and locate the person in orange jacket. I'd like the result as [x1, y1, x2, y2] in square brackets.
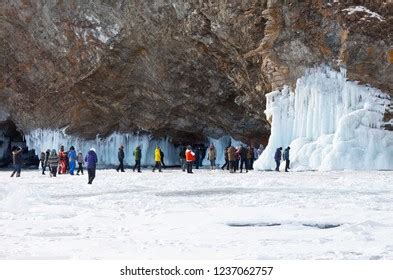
[185, 145, 195, 174]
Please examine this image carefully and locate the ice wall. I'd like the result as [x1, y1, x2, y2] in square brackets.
[254, 66, 393, 171]
[25, 130, 181, 166]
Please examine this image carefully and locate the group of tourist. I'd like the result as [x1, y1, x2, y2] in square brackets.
[42, 146, 98, 184]
[9, 142, 292, 183]
[220, 144, 264, 173]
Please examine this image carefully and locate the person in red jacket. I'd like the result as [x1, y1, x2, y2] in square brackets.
[58, 145, 67, 174]
[185, 145, 195, 174]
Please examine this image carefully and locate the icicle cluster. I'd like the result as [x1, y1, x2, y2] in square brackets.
[25, 130, 181, 166]
[254, 66, 393, 171]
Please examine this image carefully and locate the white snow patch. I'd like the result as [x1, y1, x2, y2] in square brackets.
[343, 6, 385, 22]
[254, 66, 393, 171]
[1, 170, 393, 259]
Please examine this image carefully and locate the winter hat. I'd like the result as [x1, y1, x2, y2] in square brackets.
[187, 145, 191, 149]
[90, 148, 96, 152]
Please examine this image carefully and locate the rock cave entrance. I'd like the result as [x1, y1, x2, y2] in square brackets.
[0, 120, 38, 167]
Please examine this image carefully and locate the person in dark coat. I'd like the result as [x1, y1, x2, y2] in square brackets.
[42, 149, 50, 175]
[221, 146, 229, 170]
[283, 147, 290, 172]
[179, 146, 186, 172]
[239, 145, 248, 173]
[274, 147, 282, 171]
[246, 146, 253, 171]
[133, 145, 142, 172]
[160, 150, 166, 168]
[40, 152, 45, 173]
[10, 146, 23, 177]
[85, 148, 98, 184]
[234, 147, 240, 172]
[48, 149, 59, 177]
[116, 145, 125, 172]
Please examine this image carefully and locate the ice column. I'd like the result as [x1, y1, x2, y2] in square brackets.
[254, 66, 393, 171]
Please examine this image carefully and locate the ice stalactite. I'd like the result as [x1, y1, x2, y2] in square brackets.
[25, 130, 181, 166]
[254, 66, 393, 171]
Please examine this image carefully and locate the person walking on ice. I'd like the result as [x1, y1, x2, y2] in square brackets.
[283, 146, 290, 172]
[133, 145, 142, 172]
[116, 145, 125, 172]
[274, 147, 282, 171]
[85, 148, 98, 184]
[10, 146, 23, 177]
[152, 146, 162, 172]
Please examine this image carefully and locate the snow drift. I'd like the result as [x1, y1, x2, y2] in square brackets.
[254, 66, 393, 171]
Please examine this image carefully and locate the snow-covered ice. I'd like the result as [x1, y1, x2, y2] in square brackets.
[1, 169, 393, 259]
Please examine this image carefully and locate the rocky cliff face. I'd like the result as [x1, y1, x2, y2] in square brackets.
[1, 0, 392, 144]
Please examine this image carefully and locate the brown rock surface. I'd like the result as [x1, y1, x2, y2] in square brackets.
[1, 0, 392, 143]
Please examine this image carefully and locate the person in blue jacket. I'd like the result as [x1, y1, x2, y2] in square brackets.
[68, 146, 77, 175]
[274, 147, 282, 171]
[85, 148, 98, 184]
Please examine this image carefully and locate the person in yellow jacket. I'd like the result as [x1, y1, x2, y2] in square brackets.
[152, 146, 162, 172]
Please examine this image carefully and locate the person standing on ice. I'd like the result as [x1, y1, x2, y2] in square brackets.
[10, 146, 23, 177]
[235, 146, 241, 172]
[152, 146, 162, 172]
[246, 145, 253, 171]
[207, 144, 216, 170]
[76, 152, 84, 175]
[68, 146, 77, 175]
[283, 147, 290, 172]
[179, 146, 186, 172]
[48, 149, 59, 177]
[185, 145, 196, 173]
[39, 152, 45, 173]
[221, 146, 229, 170]
[42, 149, 50, 175]
[133, 145, 142, 172]
[228, 146, 236, 173]
[274, 147, 282, 171]
[85, 148, 98, 184]
[58, 146, 67, 174]
[116, 145, 125, 172]
[160, 150, 166, 169]
[239, 145, 248, 173]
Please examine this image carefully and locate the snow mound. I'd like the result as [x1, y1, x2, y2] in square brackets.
[343, 6, 385, 22]
[254, 66, 393, 171]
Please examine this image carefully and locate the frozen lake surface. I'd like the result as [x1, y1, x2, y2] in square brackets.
[1, 169, 392, 259]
